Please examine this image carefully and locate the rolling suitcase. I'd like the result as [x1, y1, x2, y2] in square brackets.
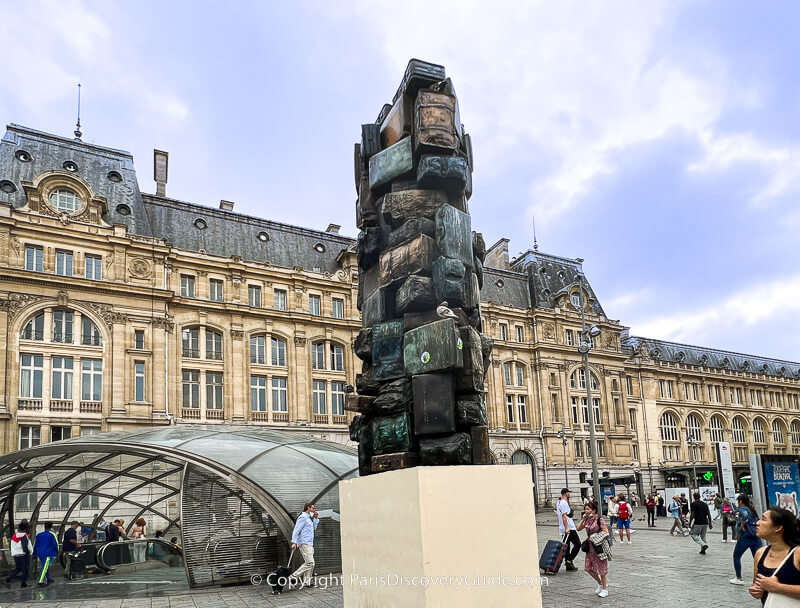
[266, 549, 295, 595]
[539, 535, 567, 575]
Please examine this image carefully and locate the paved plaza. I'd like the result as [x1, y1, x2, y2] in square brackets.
[0, 511, 759, 608]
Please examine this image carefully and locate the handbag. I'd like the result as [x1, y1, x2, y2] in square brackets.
[580, 539, 590, 553]
[764, 547, 800, 608]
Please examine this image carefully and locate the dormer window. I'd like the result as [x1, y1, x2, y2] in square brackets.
[49, 188, 82, 213]
[570, 293, 581, 307]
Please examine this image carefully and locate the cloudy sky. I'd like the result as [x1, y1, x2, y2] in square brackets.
[2, 0, 799, 360]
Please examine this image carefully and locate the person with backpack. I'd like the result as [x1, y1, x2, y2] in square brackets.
[5, 521, 33, 588]
[616, 493, 633, 544]
[730, 493, 764, 585]
[645, 494, 656, 527]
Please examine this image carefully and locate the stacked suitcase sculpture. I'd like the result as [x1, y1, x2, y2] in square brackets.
[347, 59, 493, 475]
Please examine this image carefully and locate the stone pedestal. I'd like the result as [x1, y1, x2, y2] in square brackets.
[339, 465, 542, 608]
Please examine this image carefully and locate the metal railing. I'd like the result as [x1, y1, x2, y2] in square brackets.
[21, 329, 44, 340]
[95, 538, 183, 573]
[53, 332, 73, 343]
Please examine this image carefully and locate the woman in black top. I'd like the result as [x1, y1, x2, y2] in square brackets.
[749, 507, 800, 604]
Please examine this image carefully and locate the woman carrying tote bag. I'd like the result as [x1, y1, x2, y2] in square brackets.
[749, 507, 800, 606]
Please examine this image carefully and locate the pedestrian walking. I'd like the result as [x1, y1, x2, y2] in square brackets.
[748, 507, 800, 604]
[713, 493, 723, 522]
[33, 522, 59, 587]
[130, 518, 147, 562]
[576, 500, 611, 598]
[722, 497, 736, 543]
[669, 495, 688, 536]
[607, 496, 619, 529]
[557, 488, 580, 572]
[657, 493, 666, 518]
[631, 491, 638, 508]
[730, 494, 764, 585]
[616, 494, 632, 544]
[290, 502, 319, 588]
[5, 521, 32, 588]
[645, 494, 656, 527]
[689, 492, 713, 554]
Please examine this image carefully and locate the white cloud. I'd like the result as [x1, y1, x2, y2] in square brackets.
[630, 274, 800, 345]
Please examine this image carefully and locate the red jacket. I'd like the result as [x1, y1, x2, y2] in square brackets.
[645, 497, 656, 509]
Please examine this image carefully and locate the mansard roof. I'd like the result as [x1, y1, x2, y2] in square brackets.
[623, 335, 800, 379]
[481, 267, 531, 308]
[510, 249, 605, 316]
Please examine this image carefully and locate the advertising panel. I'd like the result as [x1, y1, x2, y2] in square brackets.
[763, 460, 800, 516]
[716, 441, 737, 502]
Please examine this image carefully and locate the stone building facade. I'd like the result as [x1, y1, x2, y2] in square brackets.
[1, 123, 798, 507]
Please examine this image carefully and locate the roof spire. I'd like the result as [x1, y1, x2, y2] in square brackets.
[532, 214, 539, 251]
[74, 83, 82, 140]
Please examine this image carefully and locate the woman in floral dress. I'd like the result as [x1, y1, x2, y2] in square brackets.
[577, 500, 611, 598]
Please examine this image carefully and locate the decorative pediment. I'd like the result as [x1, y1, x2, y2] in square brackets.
[20, 170, 110, 227]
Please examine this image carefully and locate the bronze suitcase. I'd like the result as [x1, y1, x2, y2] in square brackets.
[414, 89, 458, 153]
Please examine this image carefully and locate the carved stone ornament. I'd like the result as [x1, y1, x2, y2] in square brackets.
[57, 290, 69, 307]
[129, 257, 153, 279]
[152, 317, 175, 332]
[294, 335, 307, 347]
[230, 329, 244, 340]
[83, 302, 116, 328]
[3, 293, 43, 320]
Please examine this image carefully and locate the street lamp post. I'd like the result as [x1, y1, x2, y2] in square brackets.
[687, 436, 700, 494]
[578, 275, 603, 503]
[556, 430, 568, 487]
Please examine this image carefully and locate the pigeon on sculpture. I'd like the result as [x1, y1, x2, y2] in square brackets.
[344, 384, 354, 394]
[436, 302, 458, 320]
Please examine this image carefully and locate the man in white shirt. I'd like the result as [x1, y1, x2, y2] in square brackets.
[557, 488, 579, 571]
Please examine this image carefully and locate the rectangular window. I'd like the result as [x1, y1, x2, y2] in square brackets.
[81, 426, 101, 436]
[248, 285, 262, 307]
[50, 491, 70, 510]
[81, 359, 102, 401]
[517, 395, 527, 424]
[751, 390, 760, 406]
[274, 289, 287, 311]
[330, 344, 344, 371]
[56, 250, 73, 276]
[25, 245, 43, 272]
[19, 425, 41, 450]
[250, 375, 267, 411]
[503, 363, 512, 386]
[735, 387, 743, 404]
[506, 395, 515, 423]
[271, 337, 286, 366]
[134, 362, 146, 402]
[515, 326, 524, 343]
[250, 335, 266, 364]
[180, 275, 195, 298]
[51, 426, 71, 442]
[691, 383, 699, 401]
[53, 310, 74, 343]
[714, 385, 721, 403]
[499, 324, 508, 341]
[551, 393, 560, 422]
[592, 398, 601, 425]
[659, 379, 673, 399]
[632, 444, 638, 460]
[313, 380, 327, 414]
[629, 409, 637, 431]
[312, 342, 325, 370]
[550, 372, 558, 386]
[51, 356, 73, 400]
[85, 254, 102, 280]
[515, 365, 524, 387]
[597, 440, 606, 458]
[331, 381, 345, 416]
[626, 375, 633, 395]
[566, 329, 574, 346]
[332, 298, 344, 319]
[574, 439, 583, 458]
[571, 396, 579, 424]
[20, 354, 43, 398]
[209, 279, 224, 302]
[80, 478, 99, 509]
[206, 372, 223, 410]
[182, 328, 200, 358]
[309, 294, 321, 316]
[134, 330, 145, 350]
[182, 370, 200, 408]
[206, 331, 223, 360]
[272, 377, 288, 412]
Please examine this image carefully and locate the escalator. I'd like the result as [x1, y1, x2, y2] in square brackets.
[94, 538, 184, 574]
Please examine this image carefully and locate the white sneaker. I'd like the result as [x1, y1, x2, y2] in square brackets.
[598, 589, 609, 598]
[721, 539, 727, 543]
[595, 585, 602, 595]
[729, 578, 745, 585]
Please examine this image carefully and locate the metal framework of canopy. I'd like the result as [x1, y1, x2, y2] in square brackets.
[0, 425, 358, 586]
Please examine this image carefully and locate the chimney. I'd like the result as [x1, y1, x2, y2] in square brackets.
[153, 149, 168, 197]
[326, 223, 341, 234]
[219, 200, 235, 211]
[485, 238, 510, 270]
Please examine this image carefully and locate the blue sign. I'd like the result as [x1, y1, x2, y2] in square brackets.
[764, 461, 800, 516]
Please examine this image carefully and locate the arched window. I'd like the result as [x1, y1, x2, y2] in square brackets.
[250, 335, 266, 364]
[21, 313, 44, 340]
[773, 420, 786, 445]
[510, 450, 535, 482]
[709, 416, 725, 442]
[182, 328, 200, 358]
[686, 414, 702, 441]
[504, 362, 525, 387]
[206, 330, 223, 360]
[81, 317, 102, 346]
[49, 188, 82, 212]
[791, 421, 800, 446]
[569, 368, 598, 390]
[753, 419, 766, 444]
[732, 418, 747, 444]
[660, 412, 679, 442]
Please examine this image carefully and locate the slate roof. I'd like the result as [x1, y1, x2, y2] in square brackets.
[510, 249, 606, 316]
[481, 267, 531, 308]
[0, 124, 152, 236]
[622, 335, 800, 379]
